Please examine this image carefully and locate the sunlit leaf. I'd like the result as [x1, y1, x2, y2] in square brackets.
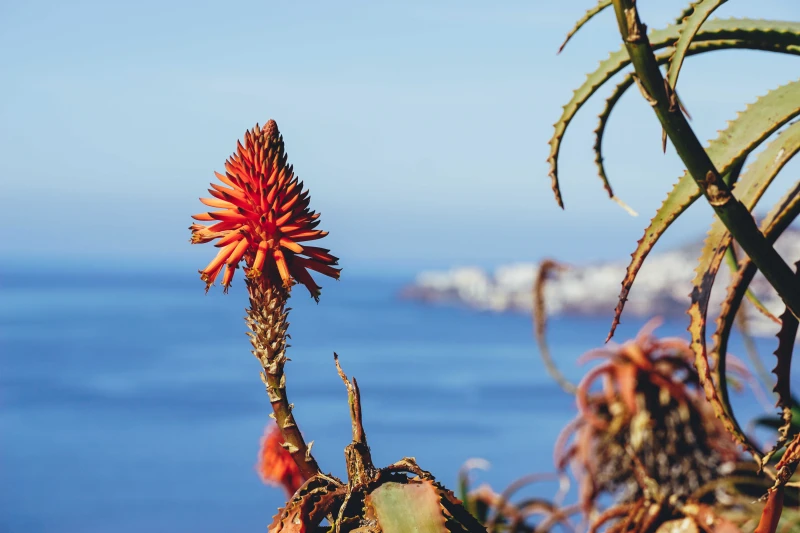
[608, 79, 800, 341]
[666, 0, 729, 90]
[558, 0, 613, 54]
[548, 18, 800, 207]
[592, 38, 800, 207]
[368, 480, 450, 533]
[764, 282, 800, 464]
[708, 179, 800, 458]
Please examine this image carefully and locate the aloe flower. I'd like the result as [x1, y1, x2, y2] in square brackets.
[191, 120, 340, 298]
[257, 423, 308, 497]
[190, 119, 338, 481]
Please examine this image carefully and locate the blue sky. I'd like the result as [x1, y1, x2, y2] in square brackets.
[2, 0, 798, 275]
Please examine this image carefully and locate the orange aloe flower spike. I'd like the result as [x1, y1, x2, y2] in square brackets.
[189, 119, 341, 296]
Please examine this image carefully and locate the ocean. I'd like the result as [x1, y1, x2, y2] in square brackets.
[0, 269, 778, 532]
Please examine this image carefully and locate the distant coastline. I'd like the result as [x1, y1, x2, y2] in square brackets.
[401, 229, 800, 338]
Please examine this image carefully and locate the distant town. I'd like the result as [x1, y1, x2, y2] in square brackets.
[402, 228, 800, 338]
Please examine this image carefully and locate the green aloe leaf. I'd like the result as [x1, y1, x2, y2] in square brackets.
[368, 480, 450, 533]
[592, 39, 800, 206]
[764, 283, 800, 465]
[708, 179, 800, 459]
[725, 121, 800, 322]
[548, 18, 800, 208]
[695, 121, 800, 453]
[689, 121, 800, 452]
[608, 79, 800, 341]
[557, 0, 612, 54]
[666, 0, 729, 90]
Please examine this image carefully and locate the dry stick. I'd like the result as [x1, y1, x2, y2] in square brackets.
[334, 353, 375, 487]
[533, 260, 577, 394]
[247, 278, 320, 480]
[609, 0, 800, 320]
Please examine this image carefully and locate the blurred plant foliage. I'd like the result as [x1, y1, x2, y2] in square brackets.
[526, 0, 800, 530]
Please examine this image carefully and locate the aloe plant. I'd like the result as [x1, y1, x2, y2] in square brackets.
[269, 356, 485, 533]
[550, 1, 800, 530]
[190, 120, 484, 532]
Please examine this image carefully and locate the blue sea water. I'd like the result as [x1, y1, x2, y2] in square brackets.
[0, 269, 781, 532]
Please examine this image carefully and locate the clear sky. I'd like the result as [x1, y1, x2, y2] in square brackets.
[2, 0, 798, 275]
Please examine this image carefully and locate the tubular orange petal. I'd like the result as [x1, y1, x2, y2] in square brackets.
[204, 265, 221, 284]
[209, 187, 250, 209]
[280, 224, 302, 233]
[222, 264, 236, 290]
[266, 183, 278, 206]
[287, 219, 320, 231]
[293, 257, 340, 279]
[291, 265, 322, 300]
[236, 141, 251, 163]
[235, 206, 261, 221]
[279, 238, 303, 254]
[210, 182, 246, 202]
[192, 212, 215, 221]
[200, 197, 234, 209]
[226, 237, 250, 266]
[280, 193, 301, 213]
[215, 229, 246, 248]
[207, 187, 231, 201]
[286, 230, 328, 241]
[266, 164, 280, 187]
[224, 160, 240, 178]
[192, 231, 222, 244]
[260, 158, 269, 180]
[209, 210, 248, 224]
[201, 266, 221, 293]
[277, 168, 291, 188]
[252, 240, 269, 273]
[203, 241, 240, 277]
[213, 171, 237, 188]
[301, 246, 339, 263]
[274, 209, 294, 227]
[273, 249, 292, 288]
[206, 221, 239, 233]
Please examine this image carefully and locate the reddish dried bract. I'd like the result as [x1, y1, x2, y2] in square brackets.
[556, 320, 739, 517]
[257, 423, 308, 497]
[191, 120, 340, 298]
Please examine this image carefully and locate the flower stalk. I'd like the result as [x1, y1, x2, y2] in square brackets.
[190, 119, 340, 480]
[609, 0, 800, 320]
[247, 278, 320, 479]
